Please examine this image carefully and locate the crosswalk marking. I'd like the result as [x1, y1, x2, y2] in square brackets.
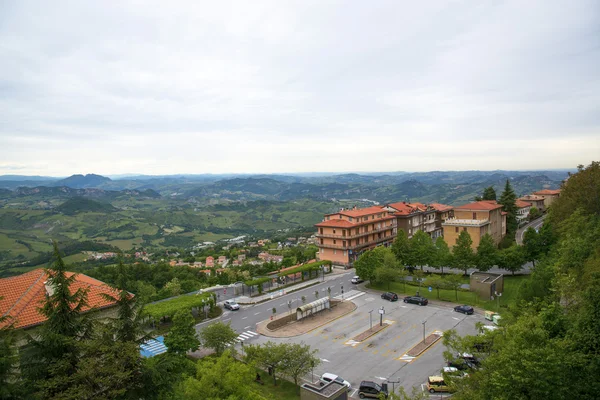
[235, 330, 259, 342]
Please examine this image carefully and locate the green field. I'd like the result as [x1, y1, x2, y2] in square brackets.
[370, 274, 529, 311]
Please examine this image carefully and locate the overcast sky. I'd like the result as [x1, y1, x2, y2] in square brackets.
[1, 1, 599, 176]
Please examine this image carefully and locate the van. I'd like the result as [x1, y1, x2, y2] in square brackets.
[427, 376, 450, 393]
[358, 380, 388, 399]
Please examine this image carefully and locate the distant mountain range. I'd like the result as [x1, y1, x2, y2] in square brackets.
[0, 170, 569, 206]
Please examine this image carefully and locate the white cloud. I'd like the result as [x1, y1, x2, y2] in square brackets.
[0, 0, 599, 176]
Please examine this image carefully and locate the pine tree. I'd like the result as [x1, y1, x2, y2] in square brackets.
[482, 186, 497, 201]
[498, 179, 518, 237]
[22, 242, 90, 397]
[453, 231, 474, 275]
[475, 234, 499, 272]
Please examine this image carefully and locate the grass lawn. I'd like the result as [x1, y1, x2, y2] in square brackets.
[369, 274, 529, 312]
[251, 368, 300, 400]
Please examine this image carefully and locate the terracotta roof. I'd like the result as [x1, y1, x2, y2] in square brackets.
[455, 201, 503, 211]
[315, 219, 356, 228]
[408, 202, 427, 211]
[386, 202, 418, 216]
[326, 205, 385, 218]
[0, 269, 120, 330]
[429, 203, 453, 212]
[519, 195, 544, 201]
[533, 189, 561, 195]
[515, 200, 532, 208]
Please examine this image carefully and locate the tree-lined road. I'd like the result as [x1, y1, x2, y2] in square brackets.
[516, 215, 547, 245]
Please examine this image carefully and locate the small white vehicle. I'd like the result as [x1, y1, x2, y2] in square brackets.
[224, 300, 240, 310]
[351, 276, 364, 284]
[320, 373, 351, 390]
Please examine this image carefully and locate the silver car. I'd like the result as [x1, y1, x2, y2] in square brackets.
[224, 300, 240, 310]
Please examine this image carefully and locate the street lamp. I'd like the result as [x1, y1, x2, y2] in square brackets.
[368, 309, 374, 331]
[422, 320, 426, 344]
[321, 266, 325, 282]
[379, 306, 385, 327]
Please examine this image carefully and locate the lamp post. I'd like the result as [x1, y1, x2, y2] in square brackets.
[379, 306, 385, 326]
[495, 291, 502, 311]
[321, 266, 325, 282]
[368, 310, 374, 331]
[422, 320, 426, 344]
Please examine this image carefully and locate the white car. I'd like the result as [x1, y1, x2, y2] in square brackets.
[350, 276, 364, 284]
[224, 300, 240, 310]
[320, 373, 351, 390]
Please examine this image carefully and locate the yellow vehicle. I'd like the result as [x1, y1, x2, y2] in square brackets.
[427, 376, 450, 393]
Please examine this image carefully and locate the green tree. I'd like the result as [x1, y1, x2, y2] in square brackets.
[165, 310, 200, 355]
[498, 179, 518, 237]
[0, 314, 22, 399]
[175, 351, 262, 400]
[279, 342, 320, 385]
[550, 161, 599, 224]
[22, 242, 90, 398]
[445, 274, 463, 301]
[528, 206, 541, 221]
[522, 227, 541, 267]
[163, 277, 182, 297]
[354, 246, 387, 283]
[410, 230, 435, 271]
[425, 275, 447, 299]
[433, 236, 453, 274]
[392, 229, 412, 267]
[375, 266, 399, 290]
[482, 186, 497, 201]
[452, 231, 474, 275]
[475, 234, 498, 272]
[498, 244, 525, 275]
[244, 341, 286, 386]
[198, 321, 237, 356]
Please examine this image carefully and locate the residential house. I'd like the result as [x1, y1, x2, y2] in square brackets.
[518, 194, 546, 213]
[515, 200, 532, 224]
[315, 205, 396, 268]
[442, 201, 507, 249]
[217, 256, 227, 265]
[258, 252, 283, 263]
[430, 203, 454, 238]
[383, 201, 453, 239]
[0, 269, 120, 331]
[205, 256, 215, 267]
[238, 254, 246, 261]
[533, 189, 561, 208]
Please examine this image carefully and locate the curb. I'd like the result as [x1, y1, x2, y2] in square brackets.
[352, 323, 390, 343]
[258, 301, 358, 338]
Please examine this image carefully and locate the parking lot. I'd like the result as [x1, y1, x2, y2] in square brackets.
[251, 290, 487, 397]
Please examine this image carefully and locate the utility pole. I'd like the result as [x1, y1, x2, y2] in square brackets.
[422, 320, 426, 344]
[379, 306, 385, 326]
[368, 310, 373, 331]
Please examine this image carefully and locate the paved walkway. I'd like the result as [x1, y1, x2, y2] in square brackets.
[256, 300, 356, 338]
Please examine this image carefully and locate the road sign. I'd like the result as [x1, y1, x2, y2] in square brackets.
[428, 286, 432, 292]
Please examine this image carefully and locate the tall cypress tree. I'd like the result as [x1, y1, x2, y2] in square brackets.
[499, 179, 518, 236]
[22, 242, 89, 397]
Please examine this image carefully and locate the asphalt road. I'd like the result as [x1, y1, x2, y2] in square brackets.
[195, 273, 490, 398]
[194, 270, 358, 343]
[516, 214, 547, 245]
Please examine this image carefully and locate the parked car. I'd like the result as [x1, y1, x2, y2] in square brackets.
[319, 373, 351, 390]
[381, 292, 399, 302]
[223, 300, 239, 310]
[447, 360, 470, 371]
[358, 380, 388, 399]
[403, 296, 428, 306]
[426, 376, 451, 393]
[454, 305, 474, 315]
[351, 276, 364, 284]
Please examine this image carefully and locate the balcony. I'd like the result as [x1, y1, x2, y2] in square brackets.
[316, 225, 395, 239]
[317, 234, 394, 250]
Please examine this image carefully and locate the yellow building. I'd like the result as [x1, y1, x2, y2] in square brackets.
[442, 201, 506, 249]
[533, 189, 561, 209]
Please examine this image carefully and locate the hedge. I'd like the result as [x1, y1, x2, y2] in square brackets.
[145, 293, 214, 320]
[277, 260, 331, 278]
[244, 277, 272, 287]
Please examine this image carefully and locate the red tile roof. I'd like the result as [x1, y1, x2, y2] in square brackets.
[519, 195, 544, 201]
[515, 200, 532, 208]
[315, 219, 356, 228]
[429, 203, 453, 212]
[455, 201, 503, 211]
[0, 269, 120, 330]
[386, 202, 418, 216]
[326, 205, 385, 218]
[533, 189, 561, 195]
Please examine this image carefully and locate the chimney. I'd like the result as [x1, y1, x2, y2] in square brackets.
[44, 281, 55, 297]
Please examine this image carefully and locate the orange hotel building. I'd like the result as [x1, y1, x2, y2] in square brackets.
[315, 206, 396, 268]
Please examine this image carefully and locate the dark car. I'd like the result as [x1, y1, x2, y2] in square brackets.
[454, 305, 474, 315]
[381, 292, 398, 302]
[403, 296, 428, 306]
[358, 381, 388, 399]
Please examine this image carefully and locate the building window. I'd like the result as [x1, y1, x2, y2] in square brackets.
[343, 241, 346, 247]
[319, 228, 323, 234]
[463, 227, 467, 232]
[349, 217, 353, 222]
[333, 229, 336, 234]
[473, 212, 476, 219]
[320, 248, 324, 253]
[339, 215, 342, 219]
[409, 229, 412, 234]
[334, 250, 337, 254]
[455, 227, 459, 233]
[333, 240, 336, 244]
[343, 251, 347, 256]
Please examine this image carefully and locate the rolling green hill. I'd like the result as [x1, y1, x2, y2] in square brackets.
[56, 197, 117, 215]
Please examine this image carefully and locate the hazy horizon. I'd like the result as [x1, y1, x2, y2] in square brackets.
[2, 1, 599, 175]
